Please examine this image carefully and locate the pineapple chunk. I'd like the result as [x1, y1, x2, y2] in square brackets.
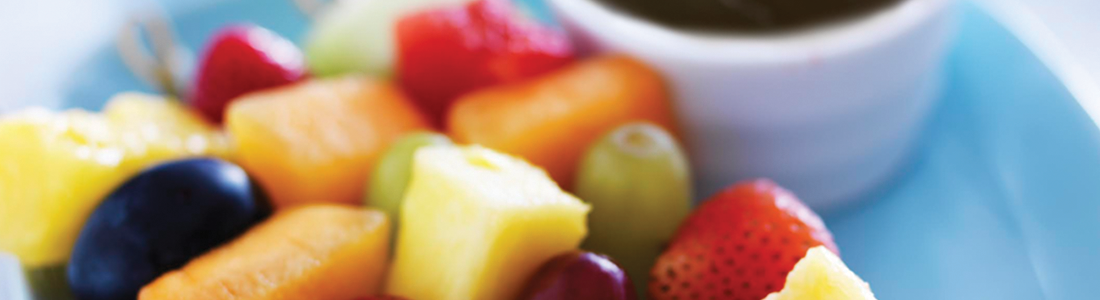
[0, 93, 230, 268]
[764, 246, 877, 300]
[386, 146, 590, 300]
[0, 108, 132, 268]
[103, 93, 233, 160]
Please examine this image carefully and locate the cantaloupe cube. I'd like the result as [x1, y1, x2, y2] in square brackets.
[138, 205, 390, 300]
[447, 55, 678, 188]
[226, 76, 431, 208]
[386, 145, 590, 300]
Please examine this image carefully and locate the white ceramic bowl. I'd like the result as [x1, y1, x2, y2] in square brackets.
[549, 0, 957, 210]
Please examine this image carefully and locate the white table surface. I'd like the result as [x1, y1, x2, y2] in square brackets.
[0, 253, 30, 300]
[0, 0, 1097, 112]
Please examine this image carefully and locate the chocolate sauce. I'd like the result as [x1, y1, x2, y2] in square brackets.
[592, 0, 904, 33]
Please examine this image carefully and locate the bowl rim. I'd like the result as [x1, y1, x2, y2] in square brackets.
[548, 0, 955, 66]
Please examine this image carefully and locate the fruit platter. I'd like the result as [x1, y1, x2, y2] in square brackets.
[3, 0, 1100, 299]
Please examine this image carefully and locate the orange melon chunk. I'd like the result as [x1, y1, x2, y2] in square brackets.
[447, 55, 678, 187]
[226, 76, 431, 208]
[138, 205, 390, 300]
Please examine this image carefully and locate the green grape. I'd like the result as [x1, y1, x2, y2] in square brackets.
[304, 0, 473, 77]
[575, 122, 693, 299]
[366, 132, 453, 237]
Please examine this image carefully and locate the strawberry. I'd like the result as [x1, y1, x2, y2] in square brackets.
[191, 24, 307, 123]
[649, 180, 838, 300]
[396, 0, 575, 125]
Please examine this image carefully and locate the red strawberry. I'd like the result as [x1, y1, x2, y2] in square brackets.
[191, 24, 307, 123]
[649, 179, 838, 300]
[396, 0, 575, 125]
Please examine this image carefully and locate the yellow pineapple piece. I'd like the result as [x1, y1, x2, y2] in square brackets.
[0, 93, 230, 268]
[103, 92, 233, 161]
[764, 246, 877, 300]
[386, 145, 590, 300]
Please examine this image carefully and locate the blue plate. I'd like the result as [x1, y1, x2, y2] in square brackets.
[827, 2, 1100, 299]
[18, 0, 1100, 299]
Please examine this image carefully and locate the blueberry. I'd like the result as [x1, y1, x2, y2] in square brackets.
[67, 158, 270, 300]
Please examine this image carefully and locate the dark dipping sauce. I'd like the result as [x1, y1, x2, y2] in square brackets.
[592, 0, 905, 33]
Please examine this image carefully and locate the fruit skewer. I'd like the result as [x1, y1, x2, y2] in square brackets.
[116, 3, 192, 98]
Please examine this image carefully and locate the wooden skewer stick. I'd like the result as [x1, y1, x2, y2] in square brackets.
[116, 4, 192, 99]
[292, 0, 336, 21]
